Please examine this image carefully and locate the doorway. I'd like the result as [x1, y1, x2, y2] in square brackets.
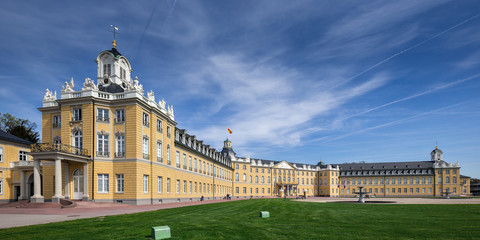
[27, 174, 43, 197]
[72, 169, 83, 200]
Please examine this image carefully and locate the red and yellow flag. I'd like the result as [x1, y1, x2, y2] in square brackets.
[227, 128, 232, 134]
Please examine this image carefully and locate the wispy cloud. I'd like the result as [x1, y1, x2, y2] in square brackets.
[315, 101, 468, 144]
[182, 53, 389, 150]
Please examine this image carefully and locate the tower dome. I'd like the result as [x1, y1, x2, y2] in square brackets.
[94, 41, 132, 91]
[430, 146, 443, 161]
[221, 138, 236, 160]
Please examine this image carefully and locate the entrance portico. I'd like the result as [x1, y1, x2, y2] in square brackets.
[276, 183, 298, 197]
[29, 143, 90, 203]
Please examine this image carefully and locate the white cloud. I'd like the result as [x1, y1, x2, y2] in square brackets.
[182, 53, 389, 152]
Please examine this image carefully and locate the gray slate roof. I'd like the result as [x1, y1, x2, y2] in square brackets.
[337, 161, 435, 171]
[98, 83, 125, 93]
[0, 129, 32, 146]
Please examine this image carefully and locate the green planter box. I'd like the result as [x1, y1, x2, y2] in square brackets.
[151, 226, 171, 239]
[259, 211, 270, 218]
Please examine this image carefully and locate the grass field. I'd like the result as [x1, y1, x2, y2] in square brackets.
[1, 199, 479, 239]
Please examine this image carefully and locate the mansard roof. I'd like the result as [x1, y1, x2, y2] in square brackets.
[98, 82, 125, 93]
[107, 47, 122, 58]
[0, 129, 32, 146]
[337, 161, 435, 171]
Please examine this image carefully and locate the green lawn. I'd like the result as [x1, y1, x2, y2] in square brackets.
[1, 199, 479, 239]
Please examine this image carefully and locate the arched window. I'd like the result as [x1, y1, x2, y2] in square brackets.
[73, 131, 83, 149]
[235, 173, 239, 181]
[243, 173, 247, 182]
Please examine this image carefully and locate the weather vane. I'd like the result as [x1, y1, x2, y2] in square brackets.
[109, 25, 120, 48]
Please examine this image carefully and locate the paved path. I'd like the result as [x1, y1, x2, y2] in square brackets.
[0, 198, 245, 229]
[297, 197, 480, 204]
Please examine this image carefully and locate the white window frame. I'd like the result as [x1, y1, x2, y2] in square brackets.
[183, 154, 187, 169]
[142, 136, 149, 159]
[176, 180, 180, 194]
[73, 131, 83, 149]
[116, 174, 124, 193]
[142, 112, 149, 127]
[53, 115, 61, 128]
[115, 109, 125, 123]
[97, 134, 109, 157]
[176, 151, 180, 168]
[157, 176, 162, 193]
[166, 145, 171, 164]
[157, 119, 163, 133]
[97, 174, 109, 193]
[19, 150, 28, 161]
[97, 108, 110, 122]
[166, 178, 170, 193]
[189, 156, 192, 171]
[115, 135, 125, 157]
[143, 175, 149, 193]
[156, 141, 162, 162]
[72, 108, 82, 121]
[0, 147, 3, 162]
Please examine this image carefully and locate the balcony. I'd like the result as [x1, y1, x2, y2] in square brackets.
[11, 160, 34, 168]
[115, 152, 126, 158]
[31, 143, 89, 157]
[157, 156, 163, 162]
[96, 151, 110, 157]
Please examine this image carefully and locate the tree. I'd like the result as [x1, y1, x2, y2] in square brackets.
[0, 113, 39, 143]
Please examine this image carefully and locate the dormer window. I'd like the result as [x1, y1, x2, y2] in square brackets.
[103, 64, 111, 76]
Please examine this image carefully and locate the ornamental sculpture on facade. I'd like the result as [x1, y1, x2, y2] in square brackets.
[61, 78, 75, 92]
[43, 88, 57, 102]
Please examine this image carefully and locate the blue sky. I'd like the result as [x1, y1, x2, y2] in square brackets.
[1, 1, 479, 178]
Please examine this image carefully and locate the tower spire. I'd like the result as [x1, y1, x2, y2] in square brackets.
[110, 25, 119, 48]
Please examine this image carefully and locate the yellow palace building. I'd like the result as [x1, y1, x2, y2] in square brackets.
[0, 42, 471, 204]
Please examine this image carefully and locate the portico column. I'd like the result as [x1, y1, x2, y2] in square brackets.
[64, 163, 70, 199]
[82, 162, 89, 201]
[52, 158, 63, 203]
[18, 170, 26, 200]
[30, 158, 44, 203]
